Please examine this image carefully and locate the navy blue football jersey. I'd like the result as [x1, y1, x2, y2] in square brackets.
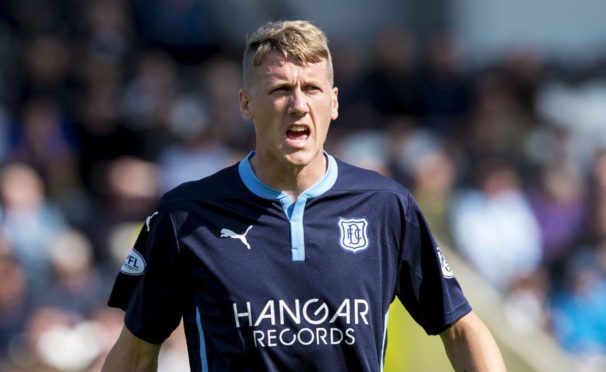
[108, 152, 471, 371]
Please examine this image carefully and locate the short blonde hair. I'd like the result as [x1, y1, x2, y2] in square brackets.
[242, 20, 333, 87]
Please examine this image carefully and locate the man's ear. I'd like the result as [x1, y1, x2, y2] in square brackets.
[331, 87, 339, 121]
[239, 89, 254, 121]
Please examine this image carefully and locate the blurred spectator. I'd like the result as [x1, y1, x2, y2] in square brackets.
[551, 248, 606, 357]
[0, 163, 67, 294]
[537, 79, 606, 170]
[9, 96, 78, 197]
[39, 229, 107, 317]
[503, 268, 551, 335]
[500, 47, 543, 121]
[84, 0, 132, 65]
[22, 305, 103, 371]
[102, 157, 159, 220]
[75, 86, 145, 194]
[200, 55, 253, 152]
[359, 24, 419, 120]
[527, 162, 586, 263]
[416, 32, 471, 135]
[158, 94, 238, 191]
[0, 237, 30, 360]
[450, 160, 542, 290]
[15, 34, 76, 112]
[121, 49, 177, 133]
[131, 0, 224, 64]
[523, 123, 574, 171]
[462, 72, 530, 174]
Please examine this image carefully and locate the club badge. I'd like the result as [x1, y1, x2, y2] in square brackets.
[338, 218, 369, 253]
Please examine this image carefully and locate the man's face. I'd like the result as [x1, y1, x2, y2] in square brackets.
[239, 52, 338, 170]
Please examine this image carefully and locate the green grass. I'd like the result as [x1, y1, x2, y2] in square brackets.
[384, 300, 453, 372]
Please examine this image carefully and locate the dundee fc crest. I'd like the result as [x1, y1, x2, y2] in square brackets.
[338, 218, 369, 253]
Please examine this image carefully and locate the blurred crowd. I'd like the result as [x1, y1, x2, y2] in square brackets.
[1, 0, 606, 370]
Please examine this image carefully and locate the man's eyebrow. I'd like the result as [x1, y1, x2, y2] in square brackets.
[267, 81, 292, 90]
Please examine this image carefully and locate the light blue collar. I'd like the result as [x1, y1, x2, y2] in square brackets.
[238, 151, 338, 202]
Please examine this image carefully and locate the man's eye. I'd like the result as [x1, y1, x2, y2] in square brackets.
[271, 86, 288, 93]
[305, 86, 321, 92]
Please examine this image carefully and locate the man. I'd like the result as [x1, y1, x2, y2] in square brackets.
[103, 20, 506, 371]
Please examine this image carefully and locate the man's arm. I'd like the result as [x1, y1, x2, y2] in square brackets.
[102, 326, 162, 372]
[440, 311, 507, 372]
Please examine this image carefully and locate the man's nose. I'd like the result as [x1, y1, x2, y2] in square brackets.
[288, 88, 308, 115]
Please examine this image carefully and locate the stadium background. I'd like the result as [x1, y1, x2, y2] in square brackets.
[1, 0, 606, 370]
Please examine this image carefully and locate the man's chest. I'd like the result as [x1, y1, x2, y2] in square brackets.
[177, 200, 397, 299]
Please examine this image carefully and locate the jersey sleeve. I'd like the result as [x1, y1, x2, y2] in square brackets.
[107, 198, 186, 344]
[394, 192, 471, 335]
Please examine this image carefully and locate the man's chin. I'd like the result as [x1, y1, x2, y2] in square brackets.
[282, 151, 324, 169]
[282, 156, 310, 169]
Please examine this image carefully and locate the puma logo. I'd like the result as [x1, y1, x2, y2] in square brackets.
[220, 225, 253, 249]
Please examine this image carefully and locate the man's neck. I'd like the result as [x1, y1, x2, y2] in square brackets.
[249, 153, 327, 201]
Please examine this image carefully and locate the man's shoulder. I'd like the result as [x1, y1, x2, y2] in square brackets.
[162, 163, 241, 205]
[335, 159, 409, 195]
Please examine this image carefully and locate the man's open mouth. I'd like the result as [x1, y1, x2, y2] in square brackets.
[286, 125, 310, 141]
